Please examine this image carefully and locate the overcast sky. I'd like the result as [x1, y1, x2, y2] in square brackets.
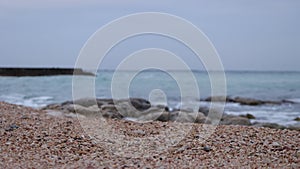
[0, 0, 299, 71]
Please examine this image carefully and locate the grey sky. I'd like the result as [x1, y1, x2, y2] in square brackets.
[0, 0, 299, 71]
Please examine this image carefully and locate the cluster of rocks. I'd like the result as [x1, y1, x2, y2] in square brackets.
[43, 98, 209, 124]
[202, 96, 294, 106]
[43, 98, 300, 131]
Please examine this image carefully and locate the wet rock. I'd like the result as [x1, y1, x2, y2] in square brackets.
[233, 97, 263, 105]
[41, 103, 64, 111]
[155, 111, 170, 122]
[171, 110, 198, 123]
[66, 104, 100, 116]
[72, 98, 98, 107]
[129, 98, 151, 111]
[281, 99, 295, 104]
[198, 107, 224, 121]
[203, 96, 234, 102]
[287, 123, 300, 131]
[252, 122, 286, 130]
[220, 115, 251, 126]
[101, 105, 123, 119]
[137, 107, 169, 122]
[113, 101, 139, 118]
[198, 107, 209, 116]
[293, 117, 300, 121]
[239, 113, 256, 119]
[195, 112, 211, 124]
[237, 97, 282, 105]
[203, 96, 281, 106]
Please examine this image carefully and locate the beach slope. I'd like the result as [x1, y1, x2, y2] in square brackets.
[0, 102, 299, 168]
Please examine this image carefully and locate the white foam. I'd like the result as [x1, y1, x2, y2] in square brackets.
[226, 110, 300, 126]
[287, 98, 300, 103]
[0, 94, 53, 108]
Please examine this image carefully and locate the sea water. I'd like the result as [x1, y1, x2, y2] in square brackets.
[0, 70, 299, 126]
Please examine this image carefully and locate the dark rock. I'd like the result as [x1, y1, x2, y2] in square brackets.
[203, 96, 234, 102]
[203, 96, 281, 106]
[101, 105, 123, 119]
[294, 117, 300, 121]
[156, 111, 170, 122]
[164, 106, 172, 112]
[233, 97, 265, 106]
[252, 122, 286, 130]
[198, 107, 224, 121]
[198, 107, 209, 116]
[96, 98, 115, 106]
[203, 146, 211, 152]
[220, 115, 251, 126]
[195, 113, 211, 124]
[281, 99, 295, 104]
[73, 98, 98, 107]
[239, 113, 256, 119]
[129, 98, 151, 111]
[234, 97, 281, 106]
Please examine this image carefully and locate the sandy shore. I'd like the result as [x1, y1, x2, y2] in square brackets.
[0, 102, 299, 168]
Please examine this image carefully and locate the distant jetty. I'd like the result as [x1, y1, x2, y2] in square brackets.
[0, 68, 95, 77]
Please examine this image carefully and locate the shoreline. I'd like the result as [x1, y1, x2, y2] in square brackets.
[0, 101, 299, 168]
[41, 97, 300, 131]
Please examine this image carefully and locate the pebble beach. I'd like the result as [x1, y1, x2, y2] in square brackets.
[0, 101, 299, 168]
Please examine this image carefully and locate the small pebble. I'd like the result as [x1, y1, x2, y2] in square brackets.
[132, 129, 146, 135]
[203, 146, 211, 152]
[5, 124, 19, 131]
[272, 142, 280, 147]
[20, 115, 29, 119]
[295, 150, 300, 158]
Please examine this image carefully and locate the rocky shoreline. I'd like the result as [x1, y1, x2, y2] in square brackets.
[202, 96, 295, 106]
[43, 97, 300, 131]
[0, 101, 299, 168]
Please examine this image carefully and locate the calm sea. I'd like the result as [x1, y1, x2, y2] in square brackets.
[0, 70, 299, 126]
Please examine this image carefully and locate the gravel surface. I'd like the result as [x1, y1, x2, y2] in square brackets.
[0, 102, 299, 168]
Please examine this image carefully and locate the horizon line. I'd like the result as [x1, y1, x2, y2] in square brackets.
[0, 66, 300, 72]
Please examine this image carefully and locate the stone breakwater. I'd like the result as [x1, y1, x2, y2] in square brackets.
[43, 98, 300, 131]
[0, 67, 95, 76]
